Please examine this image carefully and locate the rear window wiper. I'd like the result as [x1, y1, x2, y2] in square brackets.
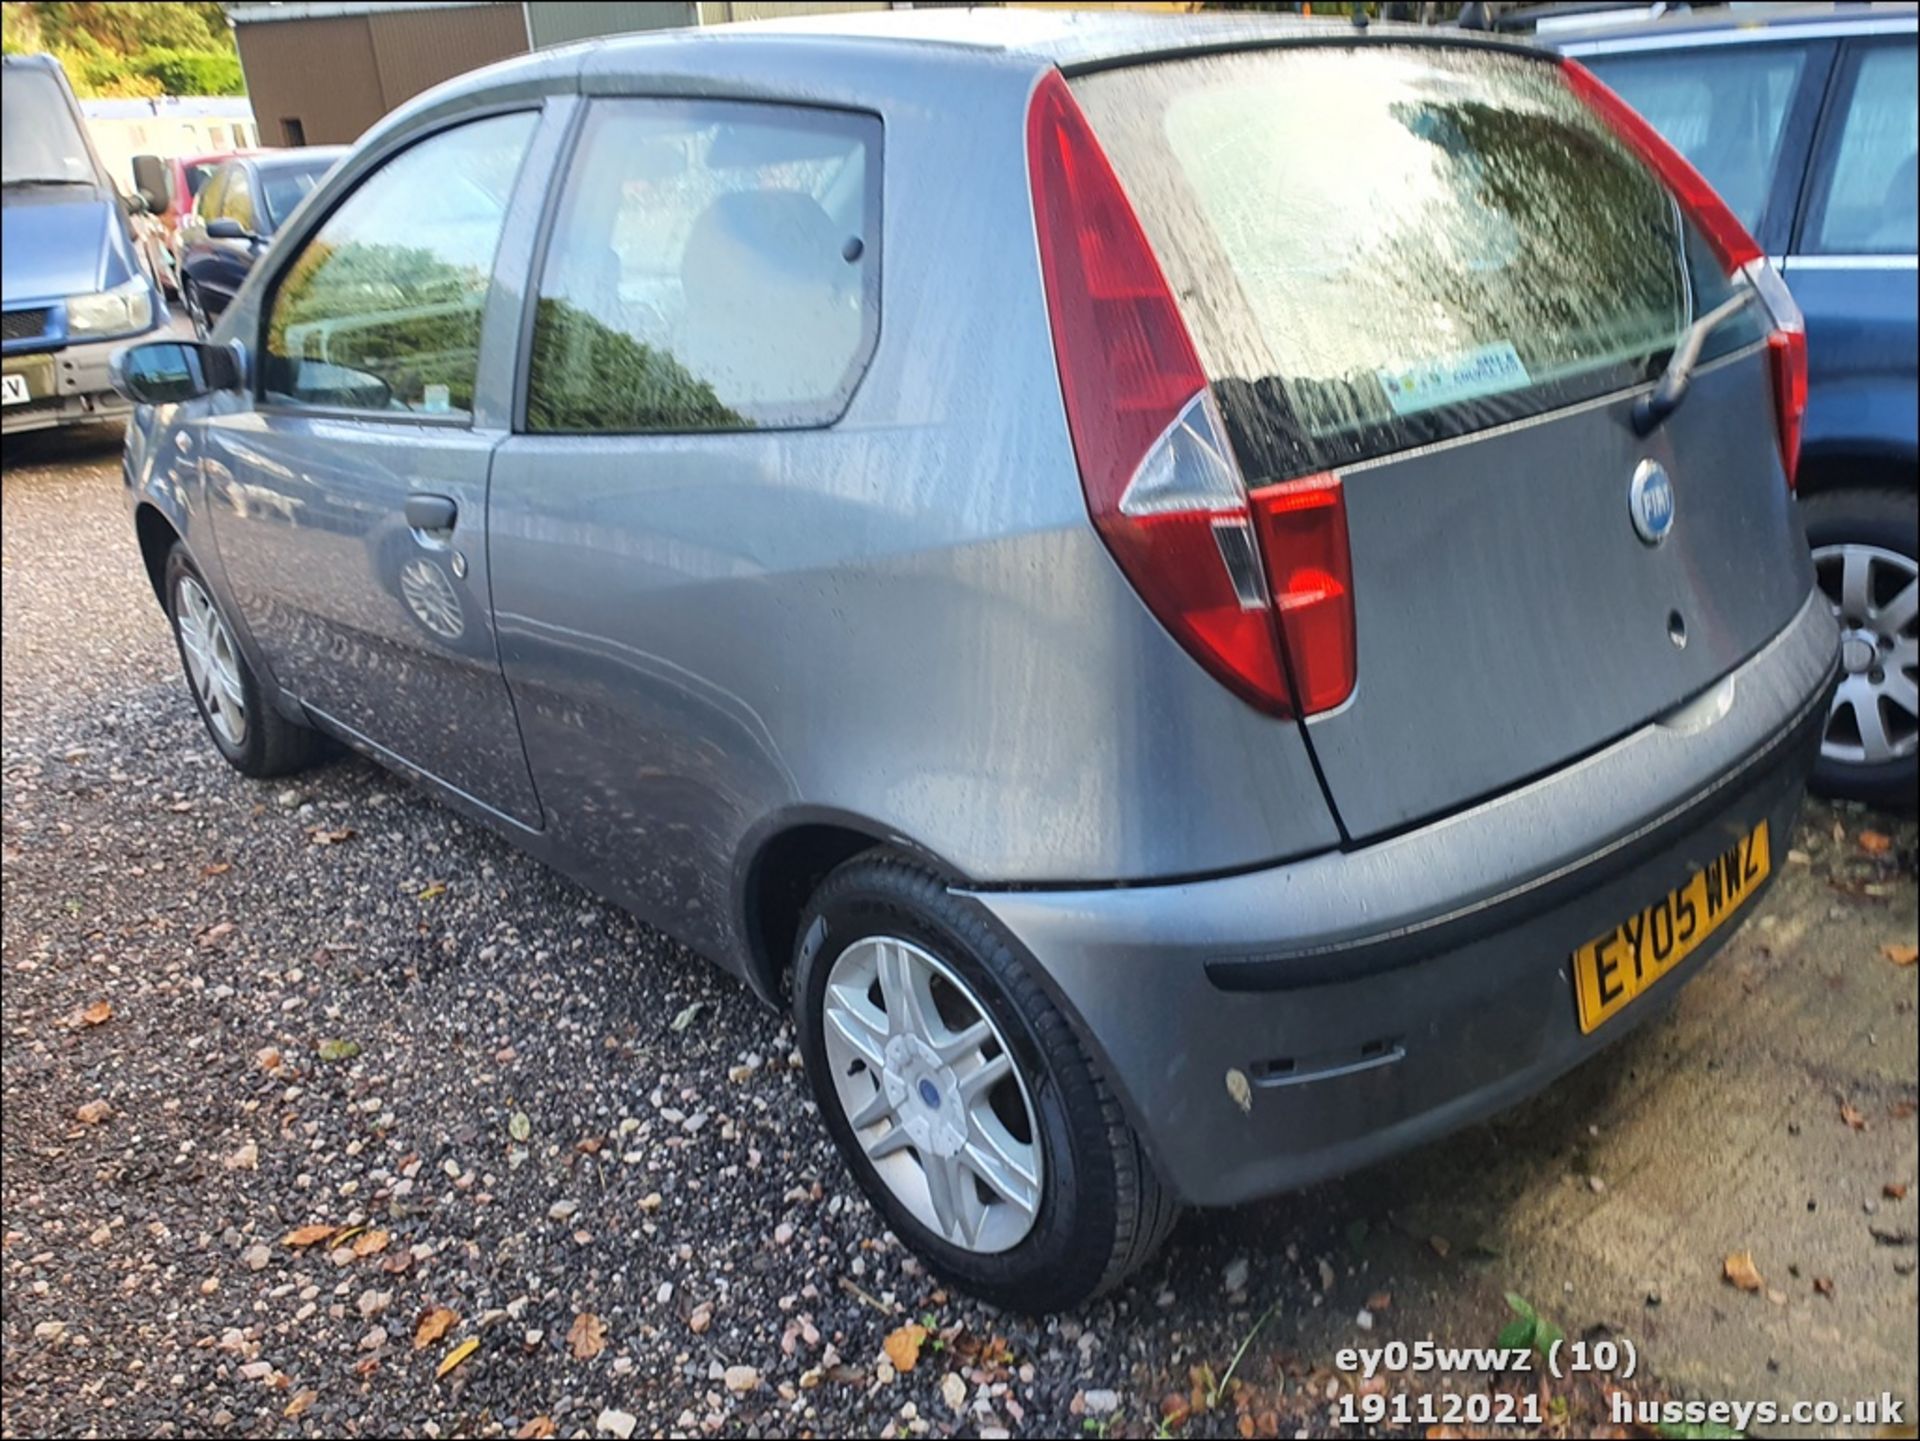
[1632, 288, 1758, 437]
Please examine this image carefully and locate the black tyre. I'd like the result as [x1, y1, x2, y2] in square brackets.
[165, 543, 326, 779]
[1802, 487, 1918, 811]
[794, 852, 1177, 1312]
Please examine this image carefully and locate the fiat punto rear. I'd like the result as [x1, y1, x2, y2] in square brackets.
[112, 11, 1838, 1312]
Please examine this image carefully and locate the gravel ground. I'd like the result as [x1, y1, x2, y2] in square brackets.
[4, 427, 1915, 1440]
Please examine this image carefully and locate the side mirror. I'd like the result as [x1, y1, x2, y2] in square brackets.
[130, 155, 170, 216]
[109, 340, 245, 406]
[206, 217, 260, 244]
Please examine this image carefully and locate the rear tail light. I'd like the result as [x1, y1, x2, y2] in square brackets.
[1744, 258, 1808, 488]
[1563, 56, 1805, 488]
[1250, 474, 1355, 716]
[1026, 69, 1354, 717]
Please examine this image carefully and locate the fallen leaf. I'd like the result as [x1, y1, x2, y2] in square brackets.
[1365, 1290, 1392, 1312]
[203, 862, 232, 878]
[283, 1389, 317, 1419]
[1428, 1235, 1451, 1258]
[418, 882, 446, 901]
[567, 1312, 607, 1360]
[670, 1001, 704, 1033]
[75, 1099, 111, 1125]
[308, 825, 356, 846]
[882, 1322, 928, 1373]
[284, 1224, 336, 1248]
[414, 1308, 458, 1349]
[1882, 943, 1919, 967]
[508, 1111, 531, 1143]
[256, 1047, 282, 1072]
[1813, 1276, 1835, 1297]
[513, 1419, 557, 1440]
[1841, 1101, 1869, 1131]
[1894, 1101, 1917, 1121]
[435, 1336, 479, 1379]
[1886, 1182, 1910, 1200]
[316, 1038, 360, 1063]
[352, 1230, 390, 1258]
[1859, 830, 1893, 855]
[1723, 1251, 1764, 1292]
[79, 1000, 112, 1027]
[382, 1251, 414, 1275]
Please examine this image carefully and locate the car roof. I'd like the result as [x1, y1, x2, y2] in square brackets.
[1543, 1, 1917, 48]
[589, 6, 1532, 74]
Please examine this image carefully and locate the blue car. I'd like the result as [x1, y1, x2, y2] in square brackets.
[2, 53, 168, 435]
[1548, 4, 1918, 808]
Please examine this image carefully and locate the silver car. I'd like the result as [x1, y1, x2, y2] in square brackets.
[111, 9, 1838, 1311]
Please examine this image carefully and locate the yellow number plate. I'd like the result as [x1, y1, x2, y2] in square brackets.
[1572, 819, 1770, 1035]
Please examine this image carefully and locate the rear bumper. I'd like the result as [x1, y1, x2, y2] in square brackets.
[2, 335, 139, 435]
[967, 586, 1838, 1208]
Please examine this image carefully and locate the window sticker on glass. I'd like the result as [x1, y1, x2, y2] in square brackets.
[1376, 342, 1532, 418]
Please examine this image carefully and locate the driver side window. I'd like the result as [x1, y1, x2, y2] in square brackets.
[262, 112, 536, 417]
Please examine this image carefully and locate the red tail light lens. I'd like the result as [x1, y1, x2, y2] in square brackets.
[1028, 69, 1285, 714]
[1766, 327, 1808, 488]
[1250, 474, 1355, 715]
[1561, 57, 1761, 272]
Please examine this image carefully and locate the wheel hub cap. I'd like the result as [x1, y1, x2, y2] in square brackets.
[1812, 541, 1918, 768]
[884, 1034, 968, 1159]
[820, 936, 1044, 1254]
[174, 574, 247, 749]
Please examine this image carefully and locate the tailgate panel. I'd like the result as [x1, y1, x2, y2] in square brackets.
[1305, 346, 1812, 840]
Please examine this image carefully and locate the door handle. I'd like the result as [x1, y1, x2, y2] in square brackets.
[405, 493, 458, 535]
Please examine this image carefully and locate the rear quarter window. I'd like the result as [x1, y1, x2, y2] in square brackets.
[1075, 45, 1756, 481]
[525, 98, 880, 434]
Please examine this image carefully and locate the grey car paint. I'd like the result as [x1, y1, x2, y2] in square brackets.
[119, 10, 1836, 1209]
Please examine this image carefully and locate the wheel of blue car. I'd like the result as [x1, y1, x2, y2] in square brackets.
[794, 851, 1178, 1312]
[164, 543, 326, 779]
[1804, 488, 1918, 812]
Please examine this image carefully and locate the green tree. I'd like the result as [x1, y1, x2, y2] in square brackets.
[1, 1, 242, 95]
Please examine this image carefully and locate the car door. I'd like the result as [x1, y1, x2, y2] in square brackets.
[202, 109, 549, 827]
[1782, 31, 1920, 467]
[487, 96, 884, 952]
[202, 162, 261, 319]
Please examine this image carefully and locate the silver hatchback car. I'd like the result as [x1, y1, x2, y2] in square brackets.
[112, 9, 1837, 1311]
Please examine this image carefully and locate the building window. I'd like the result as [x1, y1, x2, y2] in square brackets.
[281, 117, 306, 147]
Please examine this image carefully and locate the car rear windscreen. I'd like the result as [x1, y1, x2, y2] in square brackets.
[1073, 44, 1759, 481]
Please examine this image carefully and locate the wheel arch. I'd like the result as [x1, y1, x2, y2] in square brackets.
[734, 809, 968, 1007]
[135, 502, 182, 609]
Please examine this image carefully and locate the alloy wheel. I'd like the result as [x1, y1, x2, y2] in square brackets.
[820, 936, 1043, 1254]
[1813, 541, 1919, 768]
[175, 574, 247, 749]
